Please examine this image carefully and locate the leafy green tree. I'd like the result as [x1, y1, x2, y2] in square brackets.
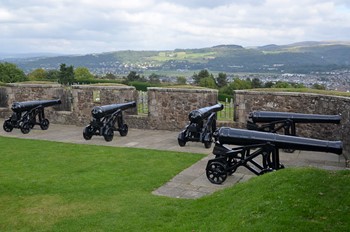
[0, 62, 27, 83]
[216, 72, 228, 88]
[104, 73, 117, 79]
[193, 69, 210, 84]
[126, 71, 144, 82]
[74, 67, 94, 81]
[264, 81, 274, 88]
[176, 76, 187, 85]
[46, 70, 60, 80]
[148, 73, 161, 84]
[58, 63, 75, 85]
[251, 77, 263, 88]
[291, 83, 305, 88]
[199, 76, 217, 89]
[27, 68, 46, 81]
[273, 81, 291, 88]
[312, 83, 326, 90]
[230, 78, 252, 90]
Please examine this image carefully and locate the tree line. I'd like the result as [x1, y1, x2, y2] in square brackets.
[0, 62, 326, 94]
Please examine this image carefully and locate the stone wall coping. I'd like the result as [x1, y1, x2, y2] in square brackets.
[6, 83, 61, 88]
[148, 87, 218, 93]
[72, 84, 135, 90]
[234, 90, 350, 100]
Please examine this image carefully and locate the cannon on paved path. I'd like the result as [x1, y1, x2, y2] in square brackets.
[206, 127, 342, 184]
[3, 99, 61, 134]
[247, 111, 341, 135]
[178, 103, 224, 148]
[83, 101, 136, 142]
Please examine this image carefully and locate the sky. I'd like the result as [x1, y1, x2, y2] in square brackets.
[1, 0, 350, 55]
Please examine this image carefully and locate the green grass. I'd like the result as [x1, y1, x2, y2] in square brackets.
[1, 137, 349, 231]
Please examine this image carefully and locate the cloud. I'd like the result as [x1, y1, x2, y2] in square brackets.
[0, 0, 349, 54]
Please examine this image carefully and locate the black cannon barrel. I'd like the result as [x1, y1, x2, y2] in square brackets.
[11, 99, 62, 112]
[249, 111, 341, 124]
[189, 103, 224, 123]
[217, 127, 343, 155]
[91, 101, 136, 119]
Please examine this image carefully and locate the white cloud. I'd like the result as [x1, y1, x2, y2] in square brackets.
[0, 0, 349, 54]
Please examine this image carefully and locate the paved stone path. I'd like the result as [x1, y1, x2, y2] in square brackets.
[0, 119, 347, 199]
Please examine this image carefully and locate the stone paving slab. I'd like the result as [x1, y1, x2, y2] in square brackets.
[0, 119, 348, 199]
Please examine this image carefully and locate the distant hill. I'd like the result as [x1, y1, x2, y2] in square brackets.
[3, 41, 350, 75]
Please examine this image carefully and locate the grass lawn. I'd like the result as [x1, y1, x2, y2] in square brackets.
[0, 136, 349, 231]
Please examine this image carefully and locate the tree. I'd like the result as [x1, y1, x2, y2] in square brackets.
[229, 78, 252, 90]
[126, 71, 141, 82]
[251, 77, 263, 88]
[216, 72, 228, 88]
[312, 83, 326, 90]
[199, 76, 217, 89]
[104, 73, 117, 79]
[273, 81, 291, 88]
[148, 73, 161, 84]
[0, 62, 27, 83]
[74, 67, 94, 81]
[27, 68, 46, 81]
[46, 70, 60, 80]
[58, 63, 75, 85]
[193, 69, 210, 84]
[176, 76, 187, 85]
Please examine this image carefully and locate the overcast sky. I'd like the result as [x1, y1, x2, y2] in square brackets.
[1, 0, 350, 55]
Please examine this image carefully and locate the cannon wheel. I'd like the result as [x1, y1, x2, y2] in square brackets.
[40, 119, 50, 130]
[204, 141, 212, 149]
[103, 127, 114, 142]
[20, 122, 31, 134]
[83, 125, 94, 140]
[119, 124, 128, 136]
[178, 138, 186, 147]
[206, 161, 227, 184]
[3, 120, 13, 132]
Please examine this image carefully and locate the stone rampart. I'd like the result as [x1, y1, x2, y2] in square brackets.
[0, 84, 218, 131]
[234, 90, 350, 161]
[146, 87, 218, 130]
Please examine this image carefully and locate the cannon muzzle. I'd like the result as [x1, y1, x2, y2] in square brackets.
[189, 103, 224, 123]
[249, 111, 341, 124]
[91, 101, 136, 119]
[11, 99, 62, 112]
[217, 127, 342, 155]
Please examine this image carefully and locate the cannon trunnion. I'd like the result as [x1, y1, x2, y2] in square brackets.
[3, 99, 61, 134]
[206, 127, 342, 185]
[83, 101, 136, 142]
[178, 103, 224, 148]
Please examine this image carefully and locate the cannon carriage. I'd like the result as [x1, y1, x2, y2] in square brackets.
[206, 127, 342, 184]
[178, 103, 224, 148]
[83, 101, 136, 142]
[3, 99, 61, 134]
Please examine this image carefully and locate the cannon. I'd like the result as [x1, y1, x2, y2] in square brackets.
[247, 111, 341, 135]
[3, 99, 61, 134]
[206, 127, 342, 184]
[178, 103, 224, 148]
[83, 101, 136, 142]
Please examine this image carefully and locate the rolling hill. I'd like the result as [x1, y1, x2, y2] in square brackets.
[2, 41, 350, 75]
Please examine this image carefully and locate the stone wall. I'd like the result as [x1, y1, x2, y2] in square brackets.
[0, 84, 218, 131]
[0, 84, 138, 126]
[146, 87, 218, 130]
[234, 90, 350, 160]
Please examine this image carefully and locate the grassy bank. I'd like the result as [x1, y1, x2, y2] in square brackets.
[0, 137, 349, 231]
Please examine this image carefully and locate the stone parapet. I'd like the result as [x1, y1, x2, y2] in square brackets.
[234, 90, 350, 161]
[147, 87, 219, 130]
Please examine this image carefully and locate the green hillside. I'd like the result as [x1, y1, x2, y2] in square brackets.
[5, 41, 350, 74]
